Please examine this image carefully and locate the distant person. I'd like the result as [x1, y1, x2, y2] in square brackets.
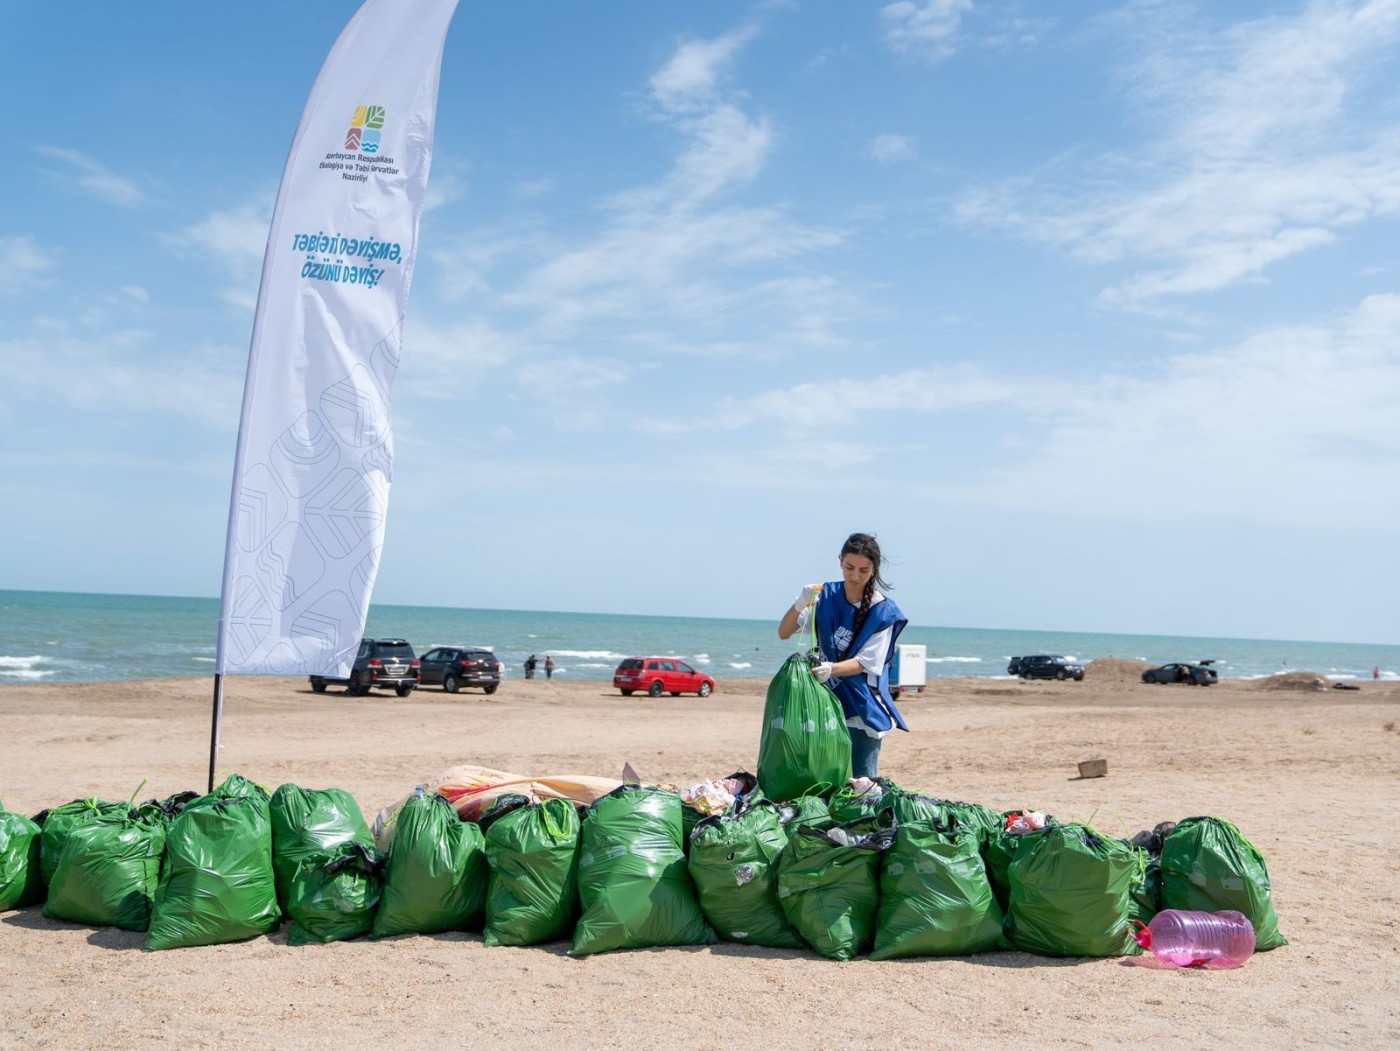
[1375, 666, 1381, 680]
[778, 531, 908, 778]
[544, 655, 556, 680]
[524, 654, 537, 680]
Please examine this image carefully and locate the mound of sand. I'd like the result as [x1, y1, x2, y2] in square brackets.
[1253, 671, 1333, 691]
[1083, 657, 1152, 682]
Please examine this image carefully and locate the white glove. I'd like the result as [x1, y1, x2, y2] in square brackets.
[792, 584, 820, 613]
[812, 662, 834, 683]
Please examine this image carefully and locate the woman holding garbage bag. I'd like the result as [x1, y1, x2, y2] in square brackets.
[778, 532, 908, 778]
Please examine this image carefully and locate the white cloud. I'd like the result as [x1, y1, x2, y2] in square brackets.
[650, 26, 759, 113]
[868, 133, 915, 162]
[175, 199, 274, 311]
[954, 1, 1400, 306]
[881, 0, 973, 62]
[34, 146, 147, 207]
[0, 235, 55, 296]
[632, 294, 1400, 528]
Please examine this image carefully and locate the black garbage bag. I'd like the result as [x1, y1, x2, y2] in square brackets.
[570, 786, 714, 956]
[131, 791, 200, 827]
[688, 799, 804, 949]
[871, 818, 1005, 959]
[777, 812, 896, 961]
[43, 815, 166, 931]
[1160, 815, 1285, 951]
[0, 808, 45, 911]
[270, 783, 375, 913]
[145, 774, 280, 950]
[482, 797, 581, 947]
[287, 842, 385, 946]
[370, 791, 489, 939]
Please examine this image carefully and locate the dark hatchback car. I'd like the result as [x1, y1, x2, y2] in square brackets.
[1142, 661, 1219, 686]
[309, 638, 419, 697]
[1009, 654, 1085, 681]
[419, 646, 501, 694]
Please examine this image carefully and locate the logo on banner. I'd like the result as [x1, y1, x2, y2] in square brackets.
[345, 105, 386, 153]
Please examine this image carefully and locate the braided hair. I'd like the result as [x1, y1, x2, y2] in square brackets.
[839, 532, 892, 660]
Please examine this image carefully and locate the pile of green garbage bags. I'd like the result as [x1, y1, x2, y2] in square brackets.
[0, 774, 1287, 961]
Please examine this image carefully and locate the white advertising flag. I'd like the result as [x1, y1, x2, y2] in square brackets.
[216, 0, 460, 677]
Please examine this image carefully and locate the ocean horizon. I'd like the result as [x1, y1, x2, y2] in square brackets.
[0, 588, 1394, 687]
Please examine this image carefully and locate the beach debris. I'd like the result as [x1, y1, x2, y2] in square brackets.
[1076, 758, 1109, 779]
[1004, 810, 1049, 834]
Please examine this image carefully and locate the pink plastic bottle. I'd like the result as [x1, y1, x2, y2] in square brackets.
[1133, 909, 1256, 968]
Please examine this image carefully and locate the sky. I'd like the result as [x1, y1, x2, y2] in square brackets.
[3, 1, 1398, 644]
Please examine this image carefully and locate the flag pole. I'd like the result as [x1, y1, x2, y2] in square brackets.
[208, 673, 225, 792]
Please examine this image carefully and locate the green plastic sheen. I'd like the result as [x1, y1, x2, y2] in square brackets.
[482, 798, 581, 947]
[0, 809, 45, 911]
[270, 784, 375, 914]
[38, 799, 130, 886]
[776, 817, 893, 961]
[145, 775, 280, 950]
[569, 787, 714, 956]
[287, 843, 384, 946]
[1005, 823, 1138, 958]
[370, 792, 488, 939]
[688, 802, 804, 949]
[756, 655, 852, 803]
[870, 822, 1006, 959]
[1160, 816, 1286, 951]
[43, 817, 166, 931]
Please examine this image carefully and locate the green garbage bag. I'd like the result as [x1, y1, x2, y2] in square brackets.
[681, 772, 758, 852]
[778, 793, 832, 832]
[688, 800, 804, 949]
[828, 778, 901, 823]
[131, 791, 200, 827]
[370, 791, 489, 939]
[482, 797, 581, 947]
[145, 775, 280, 950]
[757, 655, 852, 803]
[43, 816, 166, 931]
[982, 810, 1054, 911]
[1126, 845, 1160, 928]
[871, 819, 1005, 959]
[1005, 823, 1138, 958]
[270, 784, 375, 913]
[38, 798, 131, 885]
[1160, 816, 1286, 951]
[0, 809, 44, 910]
[570, 786, 714, 956]
[777, 813, 895, 961]
[287, 842, 385, 946]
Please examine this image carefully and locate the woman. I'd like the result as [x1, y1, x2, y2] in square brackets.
[778, 532, 908, 778]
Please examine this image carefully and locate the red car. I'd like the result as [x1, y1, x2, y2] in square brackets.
[613, 657, 715, 698]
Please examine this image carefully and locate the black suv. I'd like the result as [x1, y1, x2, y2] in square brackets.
[419, 647, 501, 694]
[309, 638, 419, 696]
[1009, 654, 1085, 681]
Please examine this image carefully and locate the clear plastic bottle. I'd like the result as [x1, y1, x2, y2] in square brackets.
[1134, 909, 1256, 968]
[413, 785, 426, 799]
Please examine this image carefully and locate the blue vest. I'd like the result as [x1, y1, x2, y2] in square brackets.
[812, 582, 909, 733]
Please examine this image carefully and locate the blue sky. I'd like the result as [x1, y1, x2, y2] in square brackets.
[3, 1, 1398, 644]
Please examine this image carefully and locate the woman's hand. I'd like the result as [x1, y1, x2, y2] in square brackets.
[812, 662, 834, 683]
[792, 584, 820, 613]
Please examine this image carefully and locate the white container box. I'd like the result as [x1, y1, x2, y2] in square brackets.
[893, 643, 927, 690]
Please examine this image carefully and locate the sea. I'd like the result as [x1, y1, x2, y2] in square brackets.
[1, 589, 1395, 687]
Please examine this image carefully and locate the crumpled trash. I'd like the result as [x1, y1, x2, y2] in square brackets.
[1004, 810, 1048, 835]
[681, 777, 752, 817]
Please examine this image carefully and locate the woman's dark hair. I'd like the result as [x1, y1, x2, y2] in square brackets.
[839, 532, 892, 659]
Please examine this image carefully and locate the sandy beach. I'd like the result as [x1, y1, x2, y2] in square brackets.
[2, 668, 1398, 1049]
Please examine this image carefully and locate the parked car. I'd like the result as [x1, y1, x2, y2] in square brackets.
[613, 657, 715, 698]
[309, 638, 419, 697]
[1142, 661, 1219, 686]
[1010, 654, 1085, 681]
[419, 646, 501, 694]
